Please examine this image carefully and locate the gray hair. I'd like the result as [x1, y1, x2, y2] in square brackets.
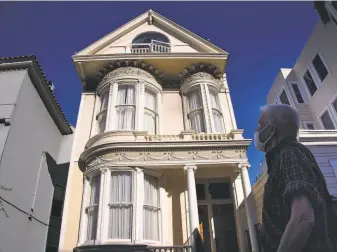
[260, 104, 300, 138]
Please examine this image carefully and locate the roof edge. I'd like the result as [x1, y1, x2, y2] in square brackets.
[0, 55, 73, 135]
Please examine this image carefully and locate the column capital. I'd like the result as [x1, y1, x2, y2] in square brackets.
[238, 163, 251, 169]
[183, 165, 197, 172]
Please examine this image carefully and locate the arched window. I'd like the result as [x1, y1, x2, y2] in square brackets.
[131, 32, 171, 53]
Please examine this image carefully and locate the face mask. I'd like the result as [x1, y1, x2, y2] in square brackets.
[254, 123, 274, 152]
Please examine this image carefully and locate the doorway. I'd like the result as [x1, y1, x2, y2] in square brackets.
[196, 179, 239, 252]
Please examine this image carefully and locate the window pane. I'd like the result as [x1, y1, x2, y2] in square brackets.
[212, 109, 224, 133]
[100, 92, 109, 111]
[208, 182, 231, 199]
[291, 84, 304, 103]
[109, 171, 133, 240]
[306, 123, 315, 130]
[117, 86, 135, 105]
[209, 90, 220, 110]
[187, 89, 202, 111]
[196, 184, 206, 200]
[116, 106, 135, 130]
[303, 70, 318, 96]
[333, 98, 337, 114]
[144, 174, 160, 241]
[86, 175, 101, 241]
[144, 90, 157, 134]
[189, 110, 205, 133]
[321, 111, 335, 129]
[312, 54, 328, 82]
[279, 90, 290, 105]
[97, 110, 107, 133]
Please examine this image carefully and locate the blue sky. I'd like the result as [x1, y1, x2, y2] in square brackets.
[0, 2, 318, 183]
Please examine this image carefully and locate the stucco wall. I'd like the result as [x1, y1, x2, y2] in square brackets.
[59, 93, 96, 252]
[0, 71, 63, 252]
[162, 91, 185, 134]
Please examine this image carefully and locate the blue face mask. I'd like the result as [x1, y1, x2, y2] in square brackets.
[254, 123, 274, 152]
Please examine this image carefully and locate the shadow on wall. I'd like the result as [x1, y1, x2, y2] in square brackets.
[169, 175, 184, 245]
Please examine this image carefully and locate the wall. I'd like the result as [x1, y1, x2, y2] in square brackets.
[0, 71, 62, 252]
[0, 71, 26, 166]
[162, 91, 185, 134]
[59, 93, 96, 252]
[95, 22, 199, 55]
[293, 21, 337, 124]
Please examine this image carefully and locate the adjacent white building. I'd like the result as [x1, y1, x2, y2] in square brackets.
[248, 4, 337, 248]
[0, 56, 74, 252]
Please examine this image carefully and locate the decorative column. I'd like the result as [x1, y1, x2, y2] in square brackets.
[239, 163, 259, 252]
[183, 165, 199, 236]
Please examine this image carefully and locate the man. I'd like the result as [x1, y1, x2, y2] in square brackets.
[254, 104, 334, 252]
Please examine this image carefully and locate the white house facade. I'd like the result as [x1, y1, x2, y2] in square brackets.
[59, 10, 258, 252]
[0, 56, 74, 252]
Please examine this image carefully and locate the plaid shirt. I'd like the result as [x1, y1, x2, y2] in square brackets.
[262, 137, 331, 252]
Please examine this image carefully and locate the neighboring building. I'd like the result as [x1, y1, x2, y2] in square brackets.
[59, 10, 259, 252]
[0, 56, 74, 252]
[249, 2, 337, 233]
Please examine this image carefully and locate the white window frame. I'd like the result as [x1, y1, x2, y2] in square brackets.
[185, 86, 206, 133]
[208, 87, 225, 133]
[276, 88, 292, 106]
[144, 87, 159, 134]
[329, 94, 337, 123]
[302, 121, 316, 130]
[318, 106, 337, 130]
[183, 84, 225, 133]
[95, 81, 162, 135]
[302, 68, 319, 98]
[325, 1, 337, 24]
[288, 81, 306, 104]
[310, 50, 330, 86]
[79, 168, 164, 246]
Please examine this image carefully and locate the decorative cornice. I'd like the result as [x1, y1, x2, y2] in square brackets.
[97, 66, 162, 94]
[79, 138, 250, 172]
[181, 71, 222, 94]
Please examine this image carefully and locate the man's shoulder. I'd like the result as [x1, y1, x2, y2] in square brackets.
[279, 141, 311, 157]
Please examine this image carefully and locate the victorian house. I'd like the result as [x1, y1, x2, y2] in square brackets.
[59, 10, 258, 252]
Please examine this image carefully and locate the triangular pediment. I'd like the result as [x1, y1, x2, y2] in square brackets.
[74, 10, 228, 56]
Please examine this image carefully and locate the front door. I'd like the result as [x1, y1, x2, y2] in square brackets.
[196, 180, 239, 252]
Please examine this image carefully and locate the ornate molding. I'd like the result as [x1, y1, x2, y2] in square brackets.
[97, 67, 161, 94]
[83, 148, 248, 174]
[181, 72, 222, 94]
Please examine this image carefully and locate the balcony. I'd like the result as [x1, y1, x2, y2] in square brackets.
[85, 130, 245, 149]
[131, 41, 171, 54]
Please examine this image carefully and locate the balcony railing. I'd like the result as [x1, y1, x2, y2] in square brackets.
[131, 42, 171, 54]
[148, 246, 192, 252]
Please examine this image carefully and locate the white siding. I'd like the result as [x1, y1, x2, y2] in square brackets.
[0, 71, 62, 252]
[307, 145, 337, 196]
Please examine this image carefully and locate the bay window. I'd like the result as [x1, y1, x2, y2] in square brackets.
[186, 88, 205, 133]
[183, 80, 225, 133]
[116, 85, 136, 130]
[95, 67, 162, 135]
[80, 168, 162, 245]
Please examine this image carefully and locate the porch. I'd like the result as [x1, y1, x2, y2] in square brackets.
[75, 131, 258, 252]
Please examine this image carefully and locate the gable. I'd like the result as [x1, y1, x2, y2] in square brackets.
[95, 22, 199, 55]
[75, 10, 228, 57]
